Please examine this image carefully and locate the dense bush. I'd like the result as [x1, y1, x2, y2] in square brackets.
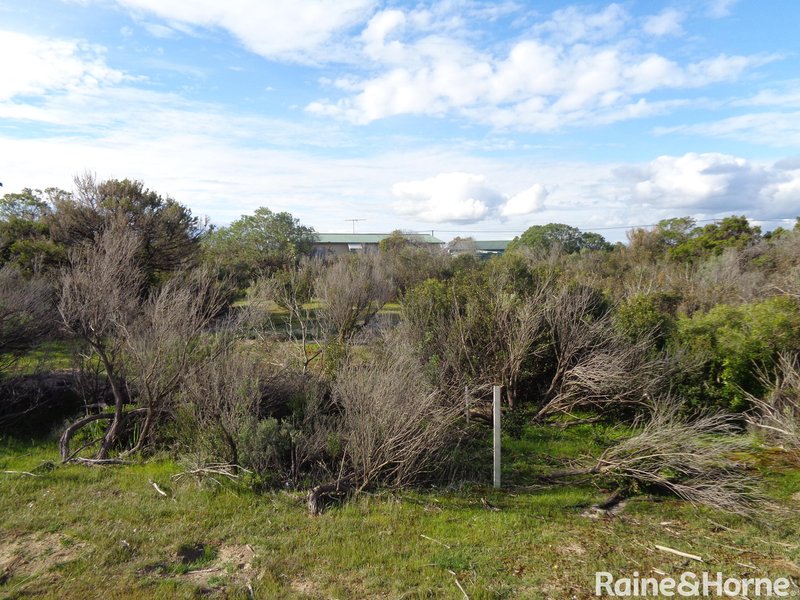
[676, 296, 800, 411]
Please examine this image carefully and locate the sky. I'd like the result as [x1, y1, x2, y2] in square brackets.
[1, 0, 799, 242]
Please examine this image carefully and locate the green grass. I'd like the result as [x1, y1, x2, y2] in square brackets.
[1, 430, 799, 599]
[1, 340, 76, 376]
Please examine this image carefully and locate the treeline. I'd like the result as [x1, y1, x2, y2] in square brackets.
[1, 175, 799, 515]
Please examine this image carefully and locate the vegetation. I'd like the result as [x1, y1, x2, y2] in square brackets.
[1, 176, 800, 596]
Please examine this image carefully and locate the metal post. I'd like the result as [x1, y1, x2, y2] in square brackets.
[493, 385, 501, 489]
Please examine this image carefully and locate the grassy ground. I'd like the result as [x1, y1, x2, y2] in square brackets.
[1, 341, 76, 376]
[1, 426, 799, 599]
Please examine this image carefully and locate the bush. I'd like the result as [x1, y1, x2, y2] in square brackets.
[676, 296, 800, 411]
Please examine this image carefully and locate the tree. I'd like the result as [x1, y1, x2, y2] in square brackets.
[203, 207, 315, 287]
[669, 215, 761, 262]
[58, 223, 228, 462]
[58, 225, 144, 461]
[49, 174, 204, 284]
[508, 223, 610, 255]
[0, 188, 68, 274]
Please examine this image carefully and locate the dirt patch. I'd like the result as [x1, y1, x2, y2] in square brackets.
[180, 543, 258, 587]
[0, 531, 85, 582]
[291, 576, 325, 598]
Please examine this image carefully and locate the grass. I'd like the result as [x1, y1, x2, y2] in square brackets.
[1, 340, 76, 376]
[1, 426, 799, 599]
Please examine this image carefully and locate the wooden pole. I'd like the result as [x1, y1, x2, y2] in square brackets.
[493, 385, 501, 489]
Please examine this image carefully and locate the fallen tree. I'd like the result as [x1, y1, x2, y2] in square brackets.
[544, 402, 763, 516]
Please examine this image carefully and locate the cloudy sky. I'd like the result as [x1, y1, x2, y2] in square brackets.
[1, 0, 799, 241]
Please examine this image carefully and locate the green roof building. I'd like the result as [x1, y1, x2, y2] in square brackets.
[312, 233, 444, 256]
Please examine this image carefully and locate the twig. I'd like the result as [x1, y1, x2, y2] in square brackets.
[654, 544, 703, 562]
[448, 570, 469, 599]
[149, 479, 168, 497]
[1, 470, 38, 477]
[71, 457, 131, 466]
[187, 567, 219, 574]
[420, 534, 451, 549]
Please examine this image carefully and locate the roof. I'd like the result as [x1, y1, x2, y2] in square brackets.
[473, 240, 511, 251]
[449, 239, 511, 252]
[314, 233, 444, 244]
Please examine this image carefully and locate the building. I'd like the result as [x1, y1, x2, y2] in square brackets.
[312, 233, 444, 257]
[448, 238, 511, 257]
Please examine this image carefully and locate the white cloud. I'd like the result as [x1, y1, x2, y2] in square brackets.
[392, 172, 503, 223]
[113, 0, 376, 61]
[391, 173, 549, 223]
[534, 3, 629, 44]
[500, 184, 548, 217]
[619, 152, 800, 217]
[306, 3, 775, 131]
[0, 30, 126, 101]
[643, 9, 685, 37]
[654, 111, 800, 147]
[708, 0, 739, 18]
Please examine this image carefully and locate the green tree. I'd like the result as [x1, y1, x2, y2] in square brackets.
[669, 215, 761, 262]
[0, 188, 68, 275]
[508, 223, 610, 255]
[49, 175, 204, 284]
[203, 207, 315, 287]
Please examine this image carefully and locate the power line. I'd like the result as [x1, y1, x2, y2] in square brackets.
[420, 216, 798, 237]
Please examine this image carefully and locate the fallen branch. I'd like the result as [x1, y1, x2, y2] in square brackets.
[654, 544, 703, 562]
[171, 463, 248, 484]
[448, 570, 469, 599]
[71, 457, 131, 466]
[149, 479, 168, 497]
[420, 534, 451, 549]
[1, 470, 38, 477]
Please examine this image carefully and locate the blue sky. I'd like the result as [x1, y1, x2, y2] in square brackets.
[1, 0, 799, 241]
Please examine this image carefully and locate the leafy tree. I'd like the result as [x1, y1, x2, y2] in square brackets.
[669, 215, 761, 262]
[0, 188, 68, 274]
[203, 207, 315, 287]
[49, 174, 204, 284]
[656, 217, 695, 247]
[509, 223, 610, 255]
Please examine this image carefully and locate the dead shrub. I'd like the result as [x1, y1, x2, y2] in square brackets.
[746, 353, 800, 451]
[551, 401, 763, 516]
[330, 332, 461, 493]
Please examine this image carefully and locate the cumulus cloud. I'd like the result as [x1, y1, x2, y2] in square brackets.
[619, 152, 800, 217]
[500, 184, 548, 217]
[0, 30, 127, 101]
[307, 3, 774, 130]
[113, 0, 376, 61]
[392, 173, 548, 223]
[392, 172, 502, 223]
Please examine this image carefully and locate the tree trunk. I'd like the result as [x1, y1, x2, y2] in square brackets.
[60, 413, 115, 462]
[307, 478, 354, 516]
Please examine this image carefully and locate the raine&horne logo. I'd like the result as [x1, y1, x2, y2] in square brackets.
[595, 571, 795, 597]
